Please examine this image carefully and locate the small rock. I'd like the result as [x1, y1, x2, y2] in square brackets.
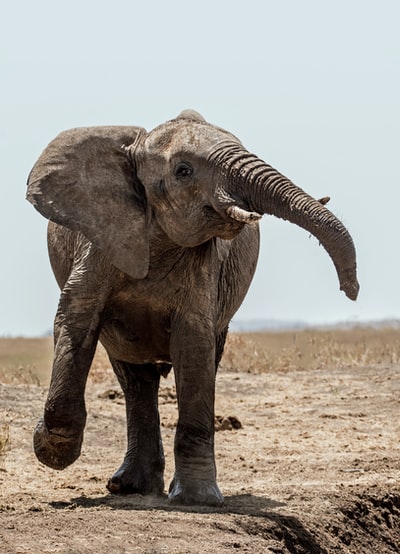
[215, 415, 242, 431]
[98, 389, 124, 400]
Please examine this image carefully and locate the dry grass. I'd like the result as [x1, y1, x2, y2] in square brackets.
[0, 327, 399, 385]
[221, 327, 400, 373]
[0, 337, 53, 385]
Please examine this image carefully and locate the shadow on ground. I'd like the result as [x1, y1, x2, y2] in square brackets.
[48, 493, 329, 554]
[47, 490, 400, 554]
[50, 491, 285, 515]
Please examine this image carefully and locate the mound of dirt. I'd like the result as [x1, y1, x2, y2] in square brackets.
[1, 363, 399, 553]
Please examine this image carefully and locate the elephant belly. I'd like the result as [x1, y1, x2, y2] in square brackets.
[99, 309, 171, 365]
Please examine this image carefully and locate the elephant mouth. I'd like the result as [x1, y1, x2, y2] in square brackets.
[203, 205, 246, 240]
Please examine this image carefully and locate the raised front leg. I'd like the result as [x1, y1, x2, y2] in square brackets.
[168, 320, 223, 506]
[34, 243, 109, 470]
[107, 360, 168, 495]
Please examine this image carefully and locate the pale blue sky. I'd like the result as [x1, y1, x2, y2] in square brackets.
[1, 1, 399, 335]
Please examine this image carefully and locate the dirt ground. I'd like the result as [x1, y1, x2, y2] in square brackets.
[1, 351, 400, 552]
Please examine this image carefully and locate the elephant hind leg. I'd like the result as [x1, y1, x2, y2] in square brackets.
[107, 359, 166, 496]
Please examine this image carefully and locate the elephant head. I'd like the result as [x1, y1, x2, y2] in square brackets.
[27, 109, 359, 300]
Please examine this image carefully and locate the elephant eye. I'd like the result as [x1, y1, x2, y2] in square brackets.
[175, 162, 193, 180]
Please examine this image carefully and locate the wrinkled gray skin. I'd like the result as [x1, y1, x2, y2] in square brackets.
[26, 110, 359, 506]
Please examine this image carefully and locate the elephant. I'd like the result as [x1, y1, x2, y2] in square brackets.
[26, 109, 359, 506]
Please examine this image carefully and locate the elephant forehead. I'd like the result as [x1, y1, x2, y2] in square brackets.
[145, 121, 239, 158]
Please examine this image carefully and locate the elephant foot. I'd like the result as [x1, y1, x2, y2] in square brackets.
[168, 477, 224, 507]
[106, 458, 164, 496]
[33, 418, 83, 470]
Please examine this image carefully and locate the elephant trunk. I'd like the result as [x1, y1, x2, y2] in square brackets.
[210, 142, 359, 301]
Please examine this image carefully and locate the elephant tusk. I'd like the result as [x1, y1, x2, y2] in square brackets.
[225, 205, 262, 223]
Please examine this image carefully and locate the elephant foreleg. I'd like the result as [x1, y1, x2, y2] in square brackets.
[107, 360, 166, 496]
[168, 323, 223, 506]
[34, 244, 109, 470]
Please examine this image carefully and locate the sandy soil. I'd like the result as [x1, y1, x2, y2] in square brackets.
[1, 362, 399, 553]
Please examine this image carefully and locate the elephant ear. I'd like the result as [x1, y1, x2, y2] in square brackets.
[27, 126, 150, 279]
